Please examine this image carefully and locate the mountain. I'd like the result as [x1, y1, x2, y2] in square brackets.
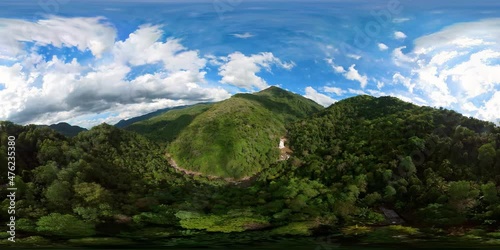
[126, 86, 323, 178]
[114, 105, 194, 128]
[46, 122, 87, 137]
[124, 103, 214, 143]
[285, 95, 500, 226]
[2, 94, 500, 246]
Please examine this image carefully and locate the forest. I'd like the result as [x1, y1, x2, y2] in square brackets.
[1, 87, 500, 248]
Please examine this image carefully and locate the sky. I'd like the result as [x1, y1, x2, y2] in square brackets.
[0, 0, 499, 128]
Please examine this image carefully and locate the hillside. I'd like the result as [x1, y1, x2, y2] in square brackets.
[115, 105, 192, 128]
[2, 95, 500, 247]
[124, 103, 214, 143]
[122, 86, 322, 179]
[285, 95, 500, 227]
[166, 87, 323, 178]
[37, 122, 87, 137]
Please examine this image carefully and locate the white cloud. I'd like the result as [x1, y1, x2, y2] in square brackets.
[392, 72, 415, 93]
[347, 54, 362, 60]
[218, 52, 294, 91]
[348, 88, 367, 95]
[377, 81, 385, 90]
[323, 86, 345, 96]
[345, 64, 368, 88]
[0, 16, 116, 58]
[444, 49, 500, 98]
[413, 18, 500, 54]
[461, 102, 479, 112]
[429, 51, 460, 65]
[0, 18, 232, 127]
[477, 92, 500, 123]
[392, 46, 416, 66]
[304, 86, 336, 107]
[378, 43, 389, 51]
[325, 58, 345, 73]
[393, 17, 411, 23]
[326, 59, 368, 88]
[232, 32, 254, 39]
[114, 25, 206, 73]
[451, 37, 494, 48]
[394, 31, 407, 40]
[389, 18, 500, 123]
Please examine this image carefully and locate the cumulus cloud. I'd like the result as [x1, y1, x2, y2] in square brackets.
[114, 25, 206, 73]
[325, 58, 345, 73]
[392, 46, 416, 66]
[389, 18, 500, 124]
[378, 43, 389, 51]
[429, 51, 461, 65]
[326, 59, 368, 88]
[345, 64, 368, 88]
[0, 17, 231, 127]
[218, 52, 294, 90]
[0, 16, 116, 58]
[323, 86, 345, 96]
[394, 31, 407, 40]
[477, 92, 500, 122]
[304, 86, 336, 107]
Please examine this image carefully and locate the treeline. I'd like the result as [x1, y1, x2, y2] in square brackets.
[1, 94, 499, 244]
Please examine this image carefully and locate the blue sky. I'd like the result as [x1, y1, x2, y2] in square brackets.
[0, 0, 499, 128]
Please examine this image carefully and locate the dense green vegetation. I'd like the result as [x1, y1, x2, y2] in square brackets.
[129, 86, 323, 178]
[1, 89, 500, 248]
[115, 104, 195, 129]
[285, 95, 500, 228]
[38, 122, 87, 137]
[124, 103, 214, 143]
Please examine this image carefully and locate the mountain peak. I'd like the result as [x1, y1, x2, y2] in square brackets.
[256, 86, 289, 96]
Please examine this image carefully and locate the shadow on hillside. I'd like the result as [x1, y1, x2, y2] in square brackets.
[235, 93, 311, 123]
[128, 113, 201, 143]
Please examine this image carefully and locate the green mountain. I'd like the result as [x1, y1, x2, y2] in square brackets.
[2, 93, 500, 247]
[285, 95, 500, 226]
[126, 86, 323, 179]
[114, 105, 194, 128]
[124, 103, 214, 143]
[38, 122, 87, 137]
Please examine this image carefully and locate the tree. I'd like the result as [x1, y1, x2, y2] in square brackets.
[36, 213, 95, 238]
[45, 180, 73, 210]
[478, 143, 497, 176]
[448, 181, 480, 214]
[481, 182, 498, 204]
[383, 186, 397, 201]
[32, 162, 59, 185]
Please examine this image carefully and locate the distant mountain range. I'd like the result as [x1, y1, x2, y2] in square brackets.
[1, 86, 499, 245]
[114, 105, 194, 128]
[39, 122, 87, 137]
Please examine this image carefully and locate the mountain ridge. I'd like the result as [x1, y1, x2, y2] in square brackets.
[125, 86, 323, 178]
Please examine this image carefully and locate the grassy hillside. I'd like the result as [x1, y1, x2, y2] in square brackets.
[124, 103, 213, 143]
[168, 97, 285, 178]
[163, 87, 323, 178]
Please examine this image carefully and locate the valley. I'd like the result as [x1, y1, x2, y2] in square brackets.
[1, 87, 500, 248]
